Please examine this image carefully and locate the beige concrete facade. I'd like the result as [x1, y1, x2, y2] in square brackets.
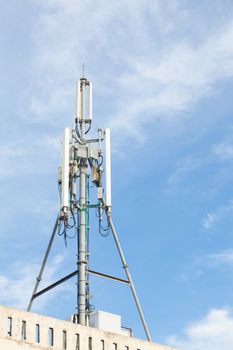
[0, 305, 177, 350]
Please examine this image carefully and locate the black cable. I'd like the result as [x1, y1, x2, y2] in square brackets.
[99, 219, 110, 237]
[85, 123, 91, 134]
[57, 219, 65, 236]
[65, 214, 75, 231]
[99, 225, 110, 237]
[98, 154, 103, 166]
[75, 124, 81, 139]
[64, 210, 76, 231]
[57, 211, 77, 246]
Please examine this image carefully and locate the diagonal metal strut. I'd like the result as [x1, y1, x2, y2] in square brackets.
[107, 212, 152, 342]
[27, 216, 60, 312]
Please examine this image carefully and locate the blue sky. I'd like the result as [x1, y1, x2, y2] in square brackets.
[1, 1, 233, 349]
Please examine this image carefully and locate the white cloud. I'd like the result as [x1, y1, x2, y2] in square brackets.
[167, 157, 201, 186]
[0, 255, 66, 311]
[21, 197, 59, 216]
[179, 249, 233, 282]
[0, 146, 23, 157]
[0, 134, 60, 178]
[201, 200, 233, 231]
[107, 19, 233, 139]
[19, 1, 233, 145]
[167, 308, 233, 350]
[213, 142, 233, 160]
[203, 250, 233, 268]
[0, 145, 25, 177]
[201, 213, 218, 230]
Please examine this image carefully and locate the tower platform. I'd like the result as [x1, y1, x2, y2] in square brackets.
[0, 305, 177, 350]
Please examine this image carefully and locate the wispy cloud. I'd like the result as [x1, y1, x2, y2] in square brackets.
[213, 141, 233, 160]
[201, 200, 233, 231]
[0, 134, 60, 178]
[180, 249, 233, 282]
[167, 308, 233, 350]
[0, 146, 23, 157]
[203, 250, 233, 268]
[0, 144, 27, 177]
[109, 19, 233, 140]
[21, 197, 59, 216]
[201, 213, 218, 231]
[167, 157, 201, 186]
[18, 1, 233, 145]
[0, 255, 67, 311]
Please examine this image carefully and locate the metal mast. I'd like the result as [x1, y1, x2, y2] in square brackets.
[27, 76, 152, 341]
[76, 78, 91, 326]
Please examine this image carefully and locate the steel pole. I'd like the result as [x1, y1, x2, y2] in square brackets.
[27, 217, 59, 312]
[77, 79, 88, 326]
[107, 213, 152, 342]
[78, 160, 87, 325]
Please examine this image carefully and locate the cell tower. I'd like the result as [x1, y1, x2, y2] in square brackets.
[27, 77, 151, 341]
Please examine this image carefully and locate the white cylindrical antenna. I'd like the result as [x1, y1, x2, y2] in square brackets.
[76, 80, 81, 123]
[61, 127, 70, 214]
[89, 82, 92, 120]
[105, 128, 112, 210]
[76, 78, 92, 123]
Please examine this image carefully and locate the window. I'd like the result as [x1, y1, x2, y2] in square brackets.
[101, 339, 105, 350]
[89, 337, 92, 350]
[35, 324, 40, 343]
[113, 343, 117, 350]
[75, 333, 80, 350]
[125, 347, 129, 350]
[62, 330, 67, 349]
[21, 321, 26, 340]
[48, 327, 54, 346]
[7, 317, 12, 336]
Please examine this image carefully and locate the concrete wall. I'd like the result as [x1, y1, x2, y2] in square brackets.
[0, 305, 177, 350]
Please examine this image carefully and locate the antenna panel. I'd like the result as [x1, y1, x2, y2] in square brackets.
[105, 128, 112, 209]
[89, 82, 93, 120]
[61, 127, 70, 214]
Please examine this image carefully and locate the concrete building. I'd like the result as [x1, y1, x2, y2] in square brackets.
[0, 305, 177, 350]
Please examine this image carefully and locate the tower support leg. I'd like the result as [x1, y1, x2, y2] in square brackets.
[107, 213, 152, 342]
[27, 216, 60, 312]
